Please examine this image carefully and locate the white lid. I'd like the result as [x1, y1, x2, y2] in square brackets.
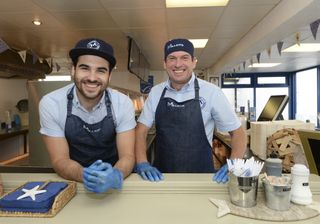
[291, 164, 310, 175]
[266, 158, 282, 164]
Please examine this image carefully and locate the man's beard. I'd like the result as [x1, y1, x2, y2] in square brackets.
[75, 79, 105, 100]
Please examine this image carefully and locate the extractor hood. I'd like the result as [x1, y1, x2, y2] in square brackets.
[0, 49, 52, 79]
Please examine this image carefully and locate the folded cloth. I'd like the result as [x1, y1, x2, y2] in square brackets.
[0, 182, 68, 213]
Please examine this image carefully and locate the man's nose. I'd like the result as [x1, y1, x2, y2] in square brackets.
[174, 58, 183, 67]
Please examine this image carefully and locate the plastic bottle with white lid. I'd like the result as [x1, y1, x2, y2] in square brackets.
[290, 164, 312, 205]
[5, 110, 12, 131]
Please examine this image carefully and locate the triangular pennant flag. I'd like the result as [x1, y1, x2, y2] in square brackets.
[31, 51, 39, 64]
[0, 38, 10, 54]
[18, 50, 27, 63]
[238, 65, 240, 72]
[45, 58, 52, 67]
[250, 58, 253, 66]
[310, 19, 320, 40]
[295, 33, 300, 46]
[56, 63, 61, 72]
[256, 53, 261, 63]
[277, 41, 284, 56]
[39, 58, 44, 63]
[267, 47, 271, 58]
[233, 68, 236, 73]
[243, 61, 246, 70]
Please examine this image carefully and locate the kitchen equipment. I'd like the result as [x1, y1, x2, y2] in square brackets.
[228, 173, 259, 208]
[16, 99, 28, 113]
[290, 164, 312, 205]
[262, 176, 291, 211]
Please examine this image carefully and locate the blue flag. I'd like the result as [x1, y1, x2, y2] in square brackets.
[0, 38, 10, 54]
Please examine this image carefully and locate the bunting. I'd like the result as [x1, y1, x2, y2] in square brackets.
[256, 53, 261, 63]
[295, 33, 300, 46]
[243, 61, 246, 70]
[250, 58, 253, 66]
[277, 41, 284, 56]
[18, 50, 27, 63]
[56, 63, 61, 72]
[45, 58, 53, 68]
[39, 58, 44, 63]
[31, 51, 39, 64]
[310, 19, 320, 40]
[0, 38, 10, 54]
[267, 47, 271, 58]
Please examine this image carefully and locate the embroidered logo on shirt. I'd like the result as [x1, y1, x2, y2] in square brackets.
[199, 97, 206, 109]
[83, 124, 101, 133]
[167, 102, 185, 108]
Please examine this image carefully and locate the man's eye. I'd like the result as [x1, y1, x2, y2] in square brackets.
[97, 69, 107, 73]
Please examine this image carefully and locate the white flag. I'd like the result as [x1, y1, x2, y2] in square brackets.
[18, 50, 27, 63]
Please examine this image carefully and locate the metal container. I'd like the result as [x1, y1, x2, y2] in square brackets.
[228, 173, 259, 208]
[262, 177, 291, 211]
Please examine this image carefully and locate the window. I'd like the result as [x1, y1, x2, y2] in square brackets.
[221, 73, 290, 120]
[296, 68, 317, 124]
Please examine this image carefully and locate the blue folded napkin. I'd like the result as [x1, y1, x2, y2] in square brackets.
[0, 181, 68, 213]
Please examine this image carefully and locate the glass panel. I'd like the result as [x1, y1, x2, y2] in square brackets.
[257, 77, 286, 84]
[296, 68, 317, 124]
[236, 88, 254, 114]
[223, 78, 239, 85]
[237, 77, 251, 84]
[222, 88, 236, 110]
[223, 77, 250, 85]
[256, 87, 289, 120]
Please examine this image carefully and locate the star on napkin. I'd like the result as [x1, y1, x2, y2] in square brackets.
[17, 185, 47, 201]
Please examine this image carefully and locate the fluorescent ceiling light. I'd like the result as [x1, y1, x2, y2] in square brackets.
[32, 19, 42, 26]
[166, 0, 229, 8]
[282, 43, 320, 52]
[189, 39, 208, 48]
[39, 75, 71, 81]
[248, 63, 281, 68]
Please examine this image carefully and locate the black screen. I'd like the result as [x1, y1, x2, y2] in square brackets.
[257, 95, 289, 121]
[308, 138, 320, 175]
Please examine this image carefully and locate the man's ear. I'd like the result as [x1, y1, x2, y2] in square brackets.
[163, 60, 167, 69]
[71, 66, 75, 79]
[108, 73, 112, 82]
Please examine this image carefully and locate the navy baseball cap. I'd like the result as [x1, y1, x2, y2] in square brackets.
[164, 38, 194, 59]
[69, 38, 116, 69]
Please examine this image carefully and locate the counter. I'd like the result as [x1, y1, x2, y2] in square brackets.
[0, 126, 28, 154]
[1, 173, 320, 224]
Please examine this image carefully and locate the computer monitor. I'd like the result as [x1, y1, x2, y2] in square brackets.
[298, 129, 320, 175]
[257, 95, 289, 121]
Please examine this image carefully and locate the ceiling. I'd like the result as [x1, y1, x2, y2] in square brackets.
[0, 0, 319, 76]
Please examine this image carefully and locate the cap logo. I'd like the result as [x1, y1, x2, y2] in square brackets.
[87, 40, 100, 49]
[167, 43, 184, 50]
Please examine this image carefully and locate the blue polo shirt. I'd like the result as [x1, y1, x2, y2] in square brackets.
[138, 74, 241, 145]
[39, 83, 136, 137]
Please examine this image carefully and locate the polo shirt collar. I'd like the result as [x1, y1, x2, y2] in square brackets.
[165, 73, 196, 91]
[72, 86, 105, 112]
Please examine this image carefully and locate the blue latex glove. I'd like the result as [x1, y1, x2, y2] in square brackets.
[83, 161, 123, 193]
[134, 162, 163, 182]
[213, 163, 229, 183]
[87, 159, 110, 171]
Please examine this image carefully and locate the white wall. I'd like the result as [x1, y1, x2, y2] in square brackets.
[0, 78, 28, 162]
[0, 79, 28, 122]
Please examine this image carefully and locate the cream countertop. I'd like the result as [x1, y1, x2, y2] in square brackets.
[1, 173, 320, 224]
